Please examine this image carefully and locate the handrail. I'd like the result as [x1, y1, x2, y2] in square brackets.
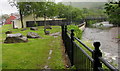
[99, 57, 118, 71]
[73, 42, 94, 62]
[67, 30, 71, 34]
[98, 67, 104, 71]
[62, 25, 119, 71]
[74, 36, 93, 53]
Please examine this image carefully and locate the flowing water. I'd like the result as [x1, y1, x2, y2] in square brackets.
[82, 21, 119, 67]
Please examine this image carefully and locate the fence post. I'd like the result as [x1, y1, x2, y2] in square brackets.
[71, 29, 74, 66]
[92, 42, 102, 71]
[61, 25, 64, 40]
[65, 25, 67, 34]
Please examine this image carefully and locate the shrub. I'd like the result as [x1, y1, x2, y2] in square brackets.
[34, 23, 38, 27]
[68, 25, 82, 39]
[87, 20, 97, 27]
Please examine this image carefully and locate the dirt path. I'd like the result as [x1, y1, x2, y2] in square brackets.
[82, 27, 119, 67]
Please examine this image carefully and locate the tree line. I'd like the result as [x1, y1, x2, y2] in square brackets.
[9, 1, 107, 28]
[104, 1, 120, 26]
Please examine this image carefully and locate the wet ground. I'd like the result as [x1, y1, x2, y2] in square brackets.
[82, 22, 119, 67]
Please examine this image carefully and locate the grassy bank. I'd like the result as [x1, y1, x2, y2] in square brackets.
[0, 25, 2, 70]
[1, 25, 65, 69]
[67, 25, 94, 55]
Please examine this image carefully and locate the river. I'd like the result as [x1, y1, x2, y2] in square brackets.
[82, 21, 119, 67]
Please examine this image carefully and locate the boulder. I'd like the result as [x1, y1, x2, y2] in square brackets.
[21, 28, 27, 31]
[44, 29, 50, 35]
[27, 32, 41, 38]
[30, 27, 38, 30]
[44, 26, 52, 29]
[44, 31, 50, 35]
[5, 31, 12, 34]
[49, 32, 61, 36]
[4, 33, 28, 43]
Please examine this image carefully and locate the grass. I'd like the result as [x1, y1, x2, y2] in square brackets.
[67, 25, 94, 56]
[68, 25, 82, 39]
[117, 34, 120, 39]
[0, 25, 2, 70]
[76, 40, 94, 56]
[1, 24, 65, 69]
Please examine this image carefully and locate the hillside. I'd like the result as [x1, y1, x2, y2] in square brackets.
[62, 2, 106, 9]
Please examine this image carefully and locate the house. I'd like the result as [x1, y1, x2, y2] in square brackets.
[13, 14, 52, 28]
[5, 15, 16, 24]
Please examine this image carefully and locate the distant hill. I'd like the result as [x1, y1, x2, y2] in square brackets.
[62, 2, 106, 9]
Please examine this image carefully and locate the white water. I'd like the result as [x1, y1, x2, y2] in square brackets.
[82, 22, 119, 68]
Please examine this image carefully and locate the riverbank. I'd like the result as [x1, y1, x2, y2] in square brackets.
[82, 27, 119, 67]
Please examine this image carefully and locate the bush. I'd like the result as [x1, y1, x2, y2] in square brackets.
[34, 23, 38, 27]
[87, 20, 97, 27]
[68, 25, 82, 39]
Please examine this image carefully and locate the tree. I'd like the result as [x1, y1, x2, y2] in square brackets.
[57, 3, 83, 21]
[71, 8, 83, 21]
[35, 2, 58, 26]
[1, 14, 9, 20]
[104, 1, 120, 26]
[57, 3, 73, 20]
[16, 2, 59, 27]
[8, 0, 24, 28]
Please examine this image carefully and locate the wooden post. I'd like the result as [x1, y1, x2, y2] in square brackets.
[92, 42, 102, 71]
[71, 29, 74, 66]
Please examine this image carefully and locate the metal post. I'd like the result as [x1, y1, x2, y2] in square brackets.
[61, 25, 64, 40]
[71, 29, 74, 66]
[65, 25, 67, 34]
[92, 42, 102, 71]
[64, 25, 67, 50]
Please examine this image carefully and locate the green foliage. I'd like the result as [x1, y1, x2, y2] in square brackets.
[57, 3, 106, 22]
[34, 23, 38, 27]
[69, 65, 76, 69]
[57, 3, 83, 21]
[80, 8, 107, 19]
[104, 1, 120, 26]
[17, 2, 58, 18]
[87, 20, 97, 27]
[117, 34, 120, 39]
[17, 2, 59, 26]
[17, 2, 107, 24]
[68, 25, 82, 39]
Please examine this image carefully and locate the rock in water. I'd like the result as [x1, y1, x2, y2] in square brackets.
[30, 27, 38, 30]
[4, 33, 28, 43]
[27, 32, 40, 38]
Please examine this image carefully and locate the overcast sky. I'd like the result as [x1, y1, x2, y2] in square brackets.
[0, 0, 62, 16]
[0, 0, 112, 16]
[0, 0, 18, 16]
